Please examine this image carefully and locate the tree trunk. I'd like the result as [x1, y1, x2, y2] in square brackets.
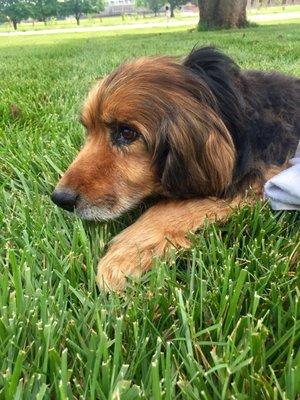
[75, 14, 80, 25]
[12, 20, 18, 30]
[170, 3, 175, 17]
[198, 0, 248, 29]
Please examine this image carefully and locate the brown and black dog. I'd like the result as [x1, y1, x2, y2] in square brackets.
[51, 47, 300, 291]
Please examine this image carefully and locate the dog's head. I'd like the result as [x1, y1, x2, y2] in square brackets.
[51, 54, 236, 220]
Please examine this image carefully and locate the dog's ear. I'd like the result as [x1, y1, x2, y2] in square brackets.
[158, 110, 235, 198]
[183, 46, 252, 180]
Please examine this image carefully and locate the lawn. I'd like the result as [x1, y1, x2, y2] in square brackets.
[0, 20, 299, 399]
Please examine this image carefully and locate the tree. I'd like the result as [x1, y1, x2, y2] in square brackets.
[168, 0, 185, 18]
[0, 0, 30, 30]
[135, 0, 163, 16]
[60, 0, 104, 25]
[198, 0, 248, 29]
[29, 0, 58, 24]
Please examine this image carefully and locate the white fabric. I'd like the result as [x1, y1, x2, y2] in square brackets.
[264, 142, 300, 211]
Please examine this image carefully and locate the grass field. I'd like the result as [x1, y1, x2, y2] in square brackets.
[0, 20, 300, 399]
[0, 4, 299, 32]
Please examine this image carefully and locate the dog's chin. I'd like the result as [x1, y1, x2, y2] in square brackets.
[74, 195, 144, 221]
[75, 206, 123, 221]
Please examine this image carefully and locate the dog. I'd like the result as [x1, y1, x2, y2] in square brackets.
[51, 47, 300, 291]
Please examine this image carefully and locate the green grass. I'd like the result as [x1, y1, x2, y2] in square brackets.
[0, 21, 300, 399]
[0, 4, 299, 32]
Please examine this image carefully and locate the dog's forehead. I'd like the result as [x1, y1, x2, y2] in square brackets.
[100, 56, 178, 96]
[82, 56, 195, 127]
[81, 56, 183, 128]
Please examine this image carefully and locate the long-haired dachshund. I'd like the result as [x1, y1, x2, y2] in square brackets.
[51, 47, 300, 291]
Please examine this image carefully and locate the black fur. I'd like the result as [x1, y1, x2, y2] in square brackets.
[183, 47, 300, 195]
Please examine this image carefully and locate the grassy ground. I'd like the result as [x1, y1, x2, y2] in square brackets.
[0, 4, 299, 32]
[0, 20, 300, 399]
[0, 14, 186, 32]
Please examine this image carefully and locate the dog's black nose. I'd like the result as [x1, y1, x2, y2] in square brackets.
[51, 188, 78, 212]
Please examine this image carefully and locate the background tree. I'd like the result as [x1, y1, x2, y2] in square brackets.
[135, 0, 163, 16]
[0, 0, 30, 30]
[168, 0, 185, 17]
[198, 0, 248, 29]
[29, 0, 58, 24]
[60, 0, 104, 25]
[148, 0, 163, 15]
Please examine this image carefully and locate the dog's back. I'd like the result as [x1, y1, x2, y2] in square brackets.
[184, 47, 300, 192]
[242, 70, 300, 163]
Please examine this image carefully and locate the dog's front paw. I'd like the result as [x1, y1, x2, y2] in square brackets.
[96, 252, 127, 292]
[96, 210, 191, 292]
[96, 226, 178, 292]
[96, 238, 156, 292]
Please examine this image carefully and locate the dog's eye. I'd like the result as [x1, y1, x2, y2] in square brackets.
[111, 124, 139, 147]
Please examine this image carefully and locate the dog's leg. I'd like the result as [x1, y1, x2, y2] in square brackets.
[96, 164, 286, 291]
[96, 196, 241, 291]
